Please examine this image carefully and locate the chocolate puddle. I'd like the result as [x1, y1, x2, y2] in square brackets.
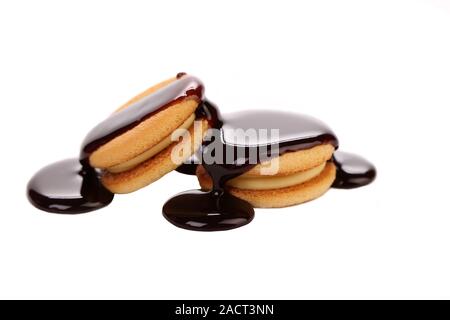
[332, 151, 376, 189]
[27, 159, 113, 214]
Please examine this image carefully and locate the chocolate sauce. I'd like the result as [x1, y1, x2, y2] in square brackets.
[163, 108, 342, 231]
[28, 74, 204, 214]
[27, 159, 113, 214]
[175, 163, 198, 175]
[332, 151, 376, 189]
[163, 190, 254, 231]
[175, 155, 199, 175]
[175, 99, 223, 176]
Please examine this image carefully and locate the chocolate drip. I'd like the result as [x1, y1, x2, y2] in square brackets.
[175, 98, 222, 176]
[28, 75, 203, 214]
[175, 163, 199, 176]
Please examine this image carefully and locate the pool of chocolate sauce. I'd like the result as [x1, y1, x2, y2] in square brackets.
[27, 159, 113, 214]
[332, 151, 376, 189]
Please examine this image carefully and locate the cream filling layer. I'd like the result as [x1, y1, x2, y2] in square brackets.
[107, 114, 196, 173]
[227, 162, 326, 190]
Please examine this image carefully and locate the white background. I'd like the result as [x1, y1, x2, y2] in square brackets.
[1, 0, 449, 299]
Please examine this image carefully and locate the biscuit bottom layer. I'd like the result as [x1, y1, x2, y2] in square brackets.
[227, 162, 326, 190]
[107, 113, 196, 173]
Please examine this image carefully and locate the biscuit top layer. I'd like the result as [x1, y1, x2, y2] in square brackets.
[81, 75, 204, 168]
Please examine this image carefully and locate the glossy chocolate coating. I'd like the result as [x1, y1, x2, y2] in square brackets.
[163, 190, 254, 231]
[27, 159, 113, 214]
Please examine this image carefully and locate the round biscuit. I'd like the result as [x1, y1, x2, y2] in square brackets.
[196, 162, 336, 208]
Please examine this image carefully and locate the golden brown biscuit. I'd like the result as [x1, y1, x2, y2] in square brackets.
[197, 162, 336, 208]
[195, 144, 336, 208]
[87, 76, 207, 193]
[89, 76, 199, 169]
[103, 119, 208, 194]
